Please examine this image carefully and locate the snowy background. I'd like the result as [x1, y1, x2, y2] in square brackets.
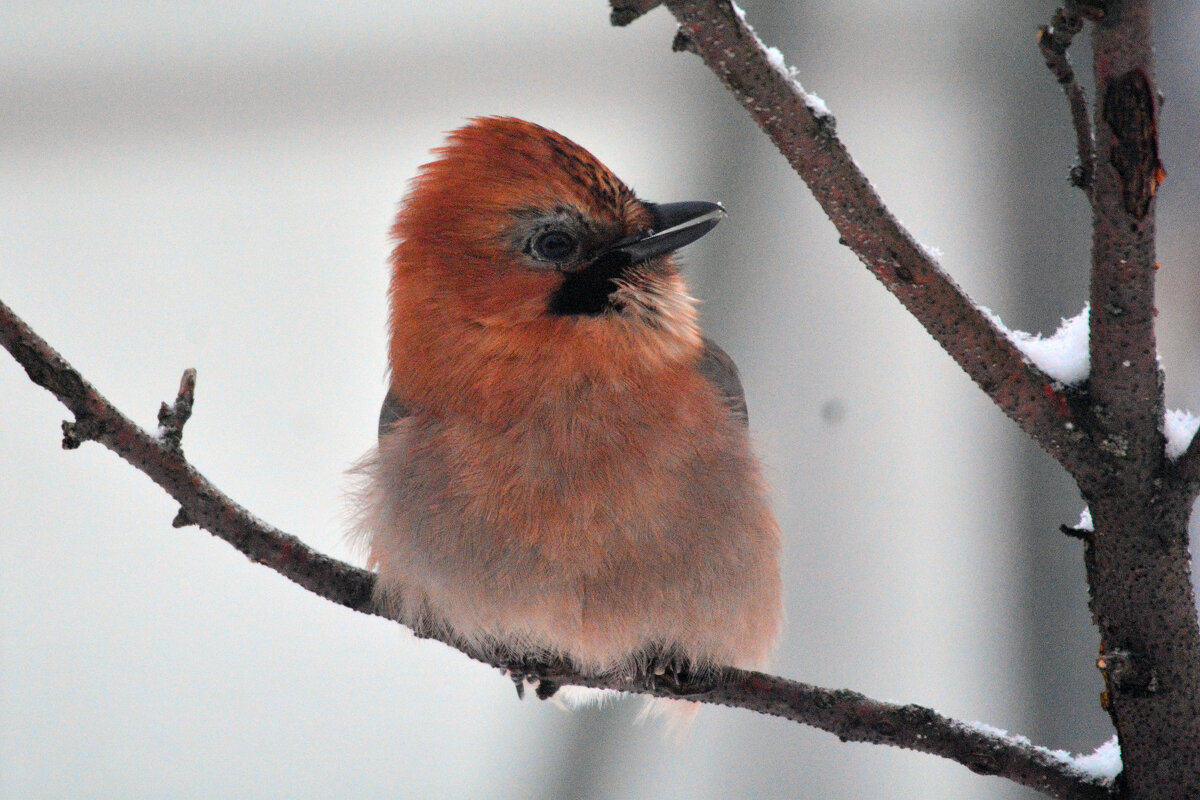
[3, 2, 1200, 798]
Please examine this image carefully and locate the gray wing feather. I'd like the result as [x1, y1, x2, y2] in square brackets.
[697, 337, 749, 426]
[378, 388, 411, 439]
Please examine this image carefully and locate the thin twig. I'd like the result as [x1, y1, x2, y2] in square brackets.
[1039, 8, 1095, 193]
[0, 299, 377, 615]
[609, 0, 661, 26]
[157, 367, 196, 452]
[656, 0, 1090, 478]
[0, 297, 1114, 800]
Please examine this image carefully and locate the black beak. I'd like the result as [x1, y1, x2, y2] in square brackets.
[547, 200, 725, 316]
[607, 201, 726, 264]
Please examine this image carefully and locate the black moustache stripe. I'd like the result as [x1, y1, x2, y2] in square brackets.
[546, 251, 634, 316]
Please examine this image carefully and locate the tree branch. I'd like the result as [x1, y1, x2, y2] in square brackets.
[648, 0, 1090, 478]
[610, 0, 661, 26]
[1, 296, 1115, 800]
[1039, 8, 1095, 194]
[558, 668, 1117, 800]
[638, 2, 1200, 796]
[1084, 3, 1165, 484]
[0, 298, 378, 615]
[1074, 4, 1200, 797]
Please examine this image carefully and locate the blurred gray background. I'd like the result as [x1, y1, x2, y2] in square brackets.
[3, 2, 1199, 798]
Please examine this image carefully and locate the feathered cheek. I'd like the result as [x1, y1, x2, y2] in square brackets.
[461, 266, 562, 324]
[611, 265, 699, 333]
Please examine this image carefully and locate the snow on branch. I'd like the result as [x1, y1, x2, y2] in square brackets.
[981, 306, 1091, 387]
[1165, 409, 1200, 462]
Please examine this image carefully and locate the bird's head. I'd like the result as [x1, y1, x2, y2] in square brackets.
[388, 117, 725, 407]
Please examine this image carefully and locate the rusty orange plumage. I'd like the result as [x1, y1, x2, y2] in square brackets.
[356, 117, 782, 695]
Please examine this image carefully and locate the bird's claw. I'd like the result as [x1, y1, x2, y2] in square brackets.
[641, 649, 714, 697]
[502, 655, 561, 701]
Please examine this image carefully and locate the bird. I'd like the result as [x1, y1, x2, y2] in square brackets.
[354, 116, 782, 702]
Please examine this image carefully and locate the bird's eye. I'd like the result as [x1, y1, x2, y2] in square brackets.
[532, 230, 579, 262]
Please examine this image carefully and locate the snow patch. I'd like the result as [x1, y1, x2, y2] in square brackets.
[980, 305, 1090, 385]
[764, 45, 786, 72]
[803, 88, 831, 118]
[1164, 408, 1200, 460]
[1076, 506, 1093, 532]
[1070, 736, 1122, 781]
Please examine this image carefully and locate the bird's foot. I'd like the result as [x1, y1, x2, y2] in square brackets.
[640, 648, 717, 697]
[501, 654, 561, 701]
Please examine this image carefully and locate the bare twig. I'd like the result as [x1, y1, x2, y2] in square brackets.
[0, 299, 378, 615]
[157, 367, 196, 452]
[1038, 8, 1095, 193]
[656, 0, 1089, 477]
[610, 0, 661, 26]
[0, 297, 1115, 800]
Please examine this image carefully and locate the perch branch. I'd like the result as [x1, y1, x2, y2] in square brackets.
[1, 297, 1113, 800]
[0, 299, 377, 614]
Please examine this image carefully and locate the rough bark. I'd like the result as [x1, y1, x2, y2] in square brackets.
[1078, 3, 1200, 797]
